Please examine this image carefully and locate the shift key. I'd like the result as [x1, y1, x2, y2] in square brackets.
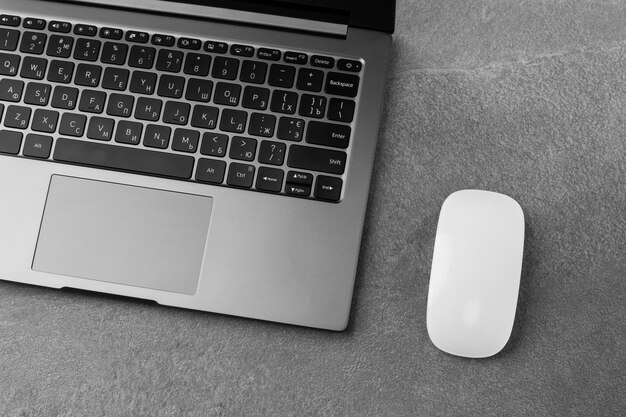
[287, 145, 346, 175]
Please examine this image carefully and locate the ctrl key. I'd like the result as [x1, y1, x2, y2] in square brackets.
[0, 129, 22, 154]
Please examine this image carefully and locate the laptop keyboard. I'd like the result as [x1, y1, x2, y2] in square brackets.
[0, 14, 363, 202]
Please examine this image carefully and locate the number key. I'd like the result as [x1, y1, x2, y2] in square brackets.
[20, 31, 47, 54]
[128, 45, 156, 69]
[0, 29, 20, 51]
[46, 35, 74, 58]
[74, 38, 101, 61]
[211, 56, 239, 80]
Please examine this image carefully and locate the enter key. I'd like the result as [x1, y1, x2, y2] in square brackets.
[305, 121, 351, 149]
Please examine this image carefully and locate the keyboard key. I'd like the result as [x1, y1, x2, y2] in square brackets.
[47, 60, 74, 83]
[314, 175, 342, 202]
[196, 158, 226, 184]
[257, 48, 281, 61]
[54, 138, 194, 179]
[204, 41, 227, 54]
[185, 78, 213, 102]
[287, 145, 346, 175]
[226, 162, 255, 188]
[74, 24, 97, 37]
[285, 183, 310, 197]
[102, 67, 129, 90]
[135, 97, 162, 121]
[106, 93, 134, 117]
[31, 108, 59, 133]
[296, 68, 324, 92]
[74, 63, 102, 87]
[24, 82, 51, 106]
[311, 55, 334, 68]
[74, 39, 101, 61]
[0, 15, 21, 27]
[286, 170, 313, 186]
[126, 31, 149, 44]
[23, 134, 52, 158]
[46, 35, 74, 58]
[268, 64, 295, 88]
[51, 86, 78, 109]
[128, 45, 156, 69]
[163, 101, 190, 125]
[299, 94, 326, 118]
[20, 56, 47, 80]
[248, 113, 276, 137]
[283, 51, 307, 65]
[325, 72, 360, 97]
[219, 109, 247, 133]
[270, 90, 298, 114]
[3, 105, 31, 129]
[172, 128, 199, 152]
[242, 86, 269, 110]
[230, 44, 254, 57]
[23, 18, 47, 30]
[151, 34, 175, 47]
[327, 98, 355, 123]
[183, 53, 211, 76]
[20, 32, 47, 55]
[129, 71, 157, 95]
[211, 56, 239, 80]
[277, 117, 304, 141]
[240, 60, 267, 84]
[0, 79, 24, 102]
[191, 105, 219, 129]
[200, 133, 228, 157]
[213, 82, 241, 106]
[78, 89, 106, 113]
[178, 37, 201, 50]
[100, 27, 123, 40]
[0, 29, 20, 51]
[229, 136, 257, 161]
[143, 124, 171, 149]
[115, 120, 143, 145]
[306, 121, 351, 149]
[256, 166, 284, 192]
[59, 113, 86, 136]
[0, 129, 22, 154]
[337, 59, 362, 72]
[258, 140, 285, 165]
[49, 21, 72, 33]
[87, 116, 115, 141]
[0, 52, 19, 75]
[157, 75, 185, 98]
[101, 42, 128, 65]
[156, 49, 184, 73]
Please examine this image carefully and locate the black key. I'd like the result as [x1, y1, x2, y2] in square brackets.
[287, 145, 347, 175]
[0, 29, 20, 51]
[78, 89, 107, 113]
[315, 175, 342, 202]
[100, 27, 123, 40]
[128, 46, 156, 69]
[299, 94, 327, 118]
[277, 117, 304, 141]
[0, 103, 3, 120]
[73, 38, 101, 61]
[185, 78, 213, 103]
[183, 53, 211, 76]
[53, 138, 194, 179]
[0, 15, 21, 27]
[257, 48, 281, 61]
[129, 71, 157, 95]
[47, 60, 74, 83]
[242, 86, 269, 110]
[311, 55, 335, 68]
[126, 31, 149, 44]
[268, 64, 295, 88]
[327, 98, 355, 123]
[337, 59, 362, 72]
[106, 93, 134, 117]
[240, 60, 267, 84]
[178, 37, 201, 50]
[285, 183, 310, 197]
[135, 97, 162, 121]
[172, 128, 199, 153]
[219, 109, 247, 133]
[196, 158, 226, 184]
[23, 18, 47, 30]
[226, 162, 255, 188]
[151, 34, 175, 47]
[87, 116, 115, 141]
[211, 56, 239, 80]
[248, 113, 276, 137]
[31, 109, 59, 133]
[191, 105, 219, 130]
[229, 136, 257, 161]
[156, 49, 184, 73]
[306, 121, 351, 149]
[4, 105, 31, 129]
[286, 170, 313, 186]
[74, 24, 97, 37]
[213, 82, 241, 106]
[270, 90, 298, 114]
[74, 63, 102, 87]
[19, 30, 45, 54]
[256, 167, 284, 192]
[102, 67, 129, 91]
[0, 130, 22, 154]
[204, 41, 227, 54]
[101, 42, 128, 65]
[325, 72, 360, 98]
[0, 79, 24, 102]
[143, 124, 171, 149]
[296, 68, 324, 92]
[51, 86, 78, 109]
[163, 101, 190, 125]
[49, 21, 71, 33]
[20, 56, 47, 80]
[24, 82, 51, 106]
[46, 35, 74, 58]
[0, 52, 19, 75]
[231, 44, 254, 57]
[283, 51, 307, 65]
[59, 113, 86, 136]
[115, 120, 143, 145]
[157, 75, 185, 98]
[258, 140, 286, 165]
[200, 133, 228, 157]
[23, 134, 52, 158]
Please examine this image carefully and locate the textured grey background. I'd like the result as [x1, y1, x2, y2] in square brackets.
[1, 0, 625, 416]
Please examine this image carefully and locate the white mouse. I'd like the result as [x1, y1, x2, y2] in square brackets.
[426, 189, 525, 358]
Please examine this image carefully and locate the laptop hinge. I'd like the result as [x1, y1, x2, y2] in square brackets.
[66, 0, 349, 37]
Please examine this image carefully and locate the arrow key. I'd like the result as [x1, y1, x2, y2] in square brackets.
[286, 170, 312, 186]
[256, 167, 284, 193]
[315, 175, 342, 202]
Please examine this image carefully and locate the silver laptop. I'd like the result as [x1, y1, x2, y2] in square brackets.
[0, 0, 394, 330]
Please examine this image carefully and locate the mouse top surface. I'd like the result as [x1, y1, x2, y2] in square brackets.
[427, 189, 525, 358]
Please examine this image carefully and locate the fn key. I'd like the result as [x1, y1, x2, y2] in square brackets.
[315, 175, 342, 202]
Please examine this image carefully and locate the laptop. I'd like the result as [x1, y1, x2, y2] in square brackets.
[0, 0, 394, 330]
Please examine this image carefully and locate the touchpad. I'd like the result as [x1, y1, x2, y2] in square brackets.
[33, 175, 213, 295]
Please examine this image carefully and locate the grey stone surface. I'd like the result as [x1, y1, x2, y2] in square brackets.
[1, 0, 625, 415]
